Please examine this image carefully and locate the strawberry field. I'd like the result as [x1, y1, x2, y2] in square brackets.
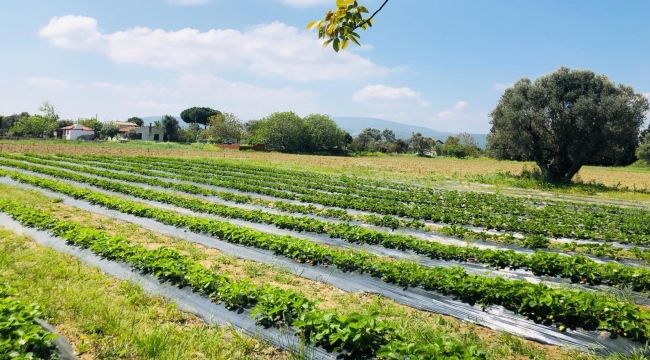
[0, 152, 648, 359]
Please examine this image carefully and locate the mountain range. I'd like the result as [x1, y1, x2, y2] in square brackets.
[332, 117, 487, 148]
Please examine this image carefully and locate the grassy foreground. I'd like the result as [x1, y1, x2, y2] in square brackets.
[0, 229, 285, 359]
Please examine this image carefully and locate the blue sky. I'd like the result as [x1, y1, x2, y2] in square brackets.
[1, 0, 649, 133]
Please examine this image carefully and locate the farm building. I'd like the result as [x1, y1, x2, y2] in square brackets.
[56, 124, 95, 140]
[129, 124, 164, 141]
[116, 122, 139, 139]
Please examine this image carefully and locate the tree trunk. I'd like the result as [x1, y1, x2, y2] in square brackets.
[537, 161, 582, 183]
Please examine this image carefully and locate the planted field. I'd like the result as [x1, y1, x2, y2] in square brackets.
[0, 152, 648, 359]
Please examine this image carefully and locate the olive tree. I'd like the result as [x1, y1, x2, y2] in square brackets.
[98, 122, 119, 139]
[409, 132, 436, 157]
[487, 67, 649, 182]
[350, 128, 381, 152]
[206, 112, 244, 144]
[303, 114, 345, 151]
[254, 112, 309, 152]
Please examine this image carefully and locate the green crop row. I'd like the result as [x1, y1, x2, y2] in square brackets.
[2, 157, 648, 292]
[77, 153, 406, 196]
[37, 153, 650, 262]
[0, 284, 57, 359]
[1, 168, 648, 342]
[438, 225, 650, 264]
[82, 154, 644, 220]
[0, 198, 487, 359]
[26, 153, 425, 231]
[68, 154, 650, 245]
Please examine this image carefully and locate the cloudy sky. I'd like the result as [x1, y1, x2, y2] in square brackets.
[1, 0, 649, 133]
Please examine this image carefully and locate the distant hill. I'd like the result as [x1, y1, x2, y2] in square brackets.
[333, 116, 487, 148]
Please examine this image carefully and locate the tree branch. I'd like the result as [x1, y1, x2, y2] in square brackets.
[354, 0, 389, 30]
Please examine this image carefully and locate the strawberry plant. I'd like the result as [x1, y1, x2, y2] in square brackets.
[36, 153, 650, 246]
[0, 174, 648, 342]
[0, 285, 57, 359]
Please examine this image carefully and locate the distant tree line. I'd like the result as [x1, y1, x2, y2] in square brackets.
[347, 128, 480, 157]
[0, 102, 482, 159]
[168, 109, 482, 157]
[0, 102, 60, 138]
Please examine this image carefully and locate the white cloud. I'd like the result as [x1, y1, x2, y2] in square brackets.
[174, 74, 319, 116]
[437, 100, 468, 119]
[38, 15, 388, 82]
[21, 75, 319, 121]
[26, 77, 161, 98]
[168, 0, 210, 5]
[38, 16, 102, 51]
[279, 0, 330, 7]
[352, 84, 429, 107]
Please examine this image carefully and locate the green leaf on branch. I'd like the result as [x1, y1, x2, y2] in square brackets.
[309, 0, 389, 51]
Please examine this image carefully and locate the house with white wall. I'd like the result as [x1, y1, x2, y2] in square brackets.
[129, 124, 165, 141]
[58, 124, 95, 140]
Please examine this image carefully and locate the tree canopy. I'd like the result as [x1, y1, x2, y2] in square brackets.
[0, 113, 29, 131]
[487, 67, 649, 182]
[246, 112, 348, 153]
[303, 114, 345, 151]
[253, 112, 309, 152]
[39, 101, 59, 122]
[637, 133, 650, 164]
[9, 115, 57, 138]
[99, 122, 119, 139]
[128, 117, 144, 127]
[206, 112, 244, 144]
[440, 133, 480, 158]
[408, 133, 436, 157]
[180, 107, 221, 128]
[78, 118, 104, 137]
[161, 115, 181, 142]
[350, 127, 382, 151]
[57, 120, 74, 128]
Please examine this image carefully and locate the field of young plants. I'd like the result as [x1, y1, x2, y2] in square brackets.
[0, 151, 648, 359]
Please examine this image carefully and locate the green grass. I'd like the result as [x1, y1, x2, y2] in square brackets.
[0, 229, 285, 360]
[467, 167, 650, 203]
[0, 138, 222, 151]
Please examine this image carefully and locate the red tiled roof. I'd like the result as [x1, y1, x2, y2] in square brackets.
[59, 124, 94, 131]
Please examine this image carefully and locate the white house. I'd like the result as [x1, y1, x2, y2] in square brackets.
[58, 124, 95, 140]
[129, 124, 165, 141]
